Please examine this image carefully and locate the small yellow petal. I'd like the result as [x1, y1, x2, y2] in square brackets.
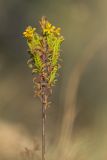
[23, 26, 36, 40]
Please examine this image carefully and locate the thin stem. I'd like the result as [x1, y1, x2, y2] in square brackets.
[41, 85, 46, 160]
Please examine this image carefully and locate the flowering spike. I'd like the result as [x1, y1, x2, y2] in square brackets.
[23, 17, 64, 101]
[23, 17, 64, 160]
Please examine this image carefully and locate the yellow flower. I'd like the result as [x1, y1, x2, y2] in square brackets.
[44, 23, 61, 36]
[46, 22, 52, 29]
[40, 17, 61, 36]
[43, 22, 52, 34]
[23, 26, 36, 40]
[54, 27, 61, 36]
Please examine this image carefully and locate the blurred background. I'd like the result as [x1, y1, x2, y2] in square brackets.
[0, 0, 107, 159]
